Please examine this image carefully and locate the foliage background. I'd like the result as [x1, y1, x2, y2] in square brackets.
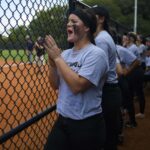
[0, 6, 68, 50]
[82, 0, 150, 36]
[0, 0, 150, 50]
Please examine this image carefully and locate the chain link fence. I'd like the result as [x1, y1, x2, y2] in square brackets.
[0, 0, 69, 149]
[0, 0, 129, 149]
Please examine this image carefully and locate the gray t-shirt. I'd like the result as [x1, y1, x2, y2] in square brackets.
[116, 45, 137, 67]
[127, 44, 140, 60]
[95, 30, 118, 83]
[137, 44, 147, 63]
[56, 43, 108, 120]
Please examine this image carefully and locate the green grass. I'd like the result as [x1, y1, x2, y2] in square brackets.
[0, 49, 28, 62]
[0, 49, 48, 62]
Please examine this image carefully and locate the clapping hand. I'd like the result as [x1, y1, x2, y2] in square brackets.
[44, 35, 61, 67]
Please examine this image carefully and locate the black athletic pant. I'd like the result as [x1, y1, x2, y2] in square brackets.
[102, 83, 122, 150]
[44, 113, 106, 150]
[127, 66, 145, 114]
[118, 75, 136, 124]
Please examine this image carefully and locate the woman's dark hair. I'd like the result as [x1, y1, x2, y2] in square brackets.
[71, 8, 97, 44]
[127, 32, 137, 43]
[137, 34, 145, 44]
[91, 6, 110, 33]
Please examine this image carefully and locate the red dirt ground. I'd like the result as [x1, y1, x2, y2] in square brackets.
[0, 61, 58, 149]
[119, 84, 150, 150]
[1, 60, 150, 149]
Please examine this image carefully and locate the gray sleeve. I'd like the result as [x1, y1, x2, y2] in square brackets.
[122, 50, 137, 65]
[78, 51, 108, 86]
[95, 40, 109, 58]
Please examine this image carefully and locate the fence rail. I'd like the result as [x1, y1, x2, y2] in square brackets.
[0, 105, 56, 144]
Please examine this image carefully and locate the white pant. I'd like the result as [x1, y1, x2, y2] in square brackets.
[35, 55, 45, 66]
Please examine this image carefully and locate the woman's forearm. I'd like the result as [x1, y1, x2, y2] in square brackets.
[54, 57, 91, 94]
[48, 65, 59, 90]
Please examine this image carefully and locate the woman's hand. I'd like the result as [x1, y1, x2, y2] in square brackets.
[122, 68, 130, 76]
[44, 35, 61, 61]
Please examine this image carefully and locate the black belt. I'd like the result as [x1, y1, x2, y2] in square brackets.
[59, 113, 103, 122]
[104, 83, 118, 88]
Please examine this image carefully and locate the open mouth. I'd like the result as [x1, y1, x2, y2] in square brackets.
[67, 28, 74, 35]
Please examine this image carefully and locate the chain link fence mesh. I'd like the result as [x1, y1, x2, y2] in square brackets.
[0, 0, 129, 149]
[0, 0, 68, 149]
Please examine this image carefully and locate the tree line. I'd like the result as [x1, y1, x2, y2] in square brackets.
[0, 6, 68, 50]
[83, 0, 150, 36]
[1, 0, 149, 50]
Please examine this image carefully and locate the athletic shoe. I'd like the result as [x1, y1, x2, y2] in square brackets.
[135, 113, 145, 119]
[125, 121, 137, 128]
[117, 134, 124, 145]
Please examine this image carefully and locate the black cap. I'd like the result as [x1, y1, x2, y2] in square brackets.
[146, 37, 150, 41]
[90, 6, 110, 32]
[91, 6, 110, 21]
